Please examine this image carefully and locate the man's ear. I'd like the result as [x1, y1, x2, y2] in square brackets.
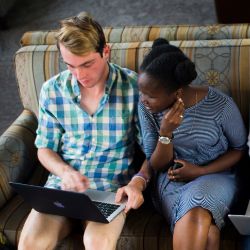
[103, 45, 110, 60]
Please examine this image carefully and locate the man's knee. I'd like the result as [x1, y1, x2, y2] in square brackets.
[18, 233, 56, 250]
[84, 232, 116, 250]
[83, 213, 125, 250]
[18, 209, 69, 250]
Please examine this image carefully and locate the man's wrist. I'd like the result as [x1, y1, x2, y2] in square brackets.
[131, 173, 150, 190]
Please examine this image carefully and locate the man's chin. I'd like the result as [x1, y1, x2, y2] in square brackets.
[78, 80, 92, 88]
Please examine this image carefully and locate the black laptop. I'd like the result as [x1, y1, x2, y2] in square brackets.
[9, 182, 126, 223]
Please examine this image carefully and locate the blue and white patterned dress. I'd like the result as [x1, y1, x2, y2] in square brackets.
[138, 87, 247, 231]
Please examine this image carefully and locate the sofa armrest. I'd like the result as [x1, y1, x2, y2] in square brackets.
[0, 109, 39, 209]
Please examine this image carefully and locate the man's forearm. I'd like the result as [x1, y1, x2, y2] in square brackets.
[37, 148, 73, 178]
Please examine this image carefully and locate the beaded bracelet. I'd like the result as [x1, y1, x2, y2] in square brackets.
[131, 173, 149, 190]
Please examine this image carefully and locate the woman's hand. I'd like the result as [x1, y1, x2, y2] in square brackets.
[160, 98, 185, 136]
[167, 160, 203, 182]
[115, 183, 144, 213]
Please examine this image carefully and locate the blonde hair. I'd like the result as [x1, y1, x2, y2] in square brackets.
[56, 12, 106, 56]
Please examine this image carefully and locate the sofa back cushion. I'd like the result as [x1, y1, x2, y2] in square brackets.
[20, 24, 250, 46]
[15, 39, 250, 127]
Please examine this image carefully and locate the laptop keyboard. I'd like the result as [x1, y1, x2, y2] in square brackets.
[93, 201, 120, 218]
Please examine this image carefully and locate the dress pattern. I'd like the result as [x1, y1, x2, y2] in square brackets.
[138, 87, 247, 231]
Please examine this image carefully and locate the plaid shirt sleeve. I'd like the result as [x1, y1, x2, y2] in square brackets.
[124, 67, 143, 148]
[134, 104, 143, 147]
[35, 80, 64, 151]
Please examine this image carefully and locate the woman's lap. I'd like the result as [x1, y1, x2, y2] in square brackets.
[156, 172, 237, 231]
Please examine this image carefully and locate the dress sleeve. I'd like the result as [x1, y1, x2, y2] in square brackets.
[221, 97, 247, 150]
[138, 102, 159, 159]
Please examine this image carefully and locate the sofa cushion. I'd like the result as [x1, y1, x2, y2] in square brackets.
[20, 24, 250, 46]
[0, 110, 38, 209]
[0, 161, 48, 246]
[15, 39, 250, 126]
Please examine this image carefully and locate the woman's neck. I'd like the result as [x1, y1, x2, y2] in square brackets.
[181, 86, 208, 108]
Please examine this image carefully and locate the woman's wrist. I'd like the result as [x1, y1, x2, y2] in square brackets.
[159, 131, 173, 138]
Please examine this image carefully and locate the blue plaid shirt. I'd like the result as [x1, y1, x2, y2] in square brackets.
[35, 63, 141, 191]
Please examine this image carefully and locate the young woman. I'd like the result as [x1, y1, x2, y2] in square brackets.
[138, 38, 247, 250]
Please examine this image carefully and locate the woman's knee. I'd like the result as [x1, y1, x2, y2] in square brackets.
[185, 207, 212, 225]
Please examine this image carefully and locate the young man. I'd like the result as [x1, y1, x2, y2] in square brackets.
[18, 12, 148, 250]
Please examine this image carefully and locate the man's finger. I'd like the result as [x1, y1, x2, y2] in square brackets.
[115, 188, 124, 202]
[124, 201, 132, 213]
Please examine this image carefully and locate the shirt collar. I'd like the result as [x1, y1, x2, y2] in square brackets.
[105, 62, 116, 95]
[71, 75, 81, 98]
[65, 62, 116, 100]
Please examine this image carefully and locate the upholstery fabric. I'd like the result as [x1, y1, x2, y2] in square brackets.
[20, 24, 250, 46]
[0, 110, 38, 209]
[0, 161, 48, 246]
[0, 110, 48, 246]
[15, 39, 250, 125]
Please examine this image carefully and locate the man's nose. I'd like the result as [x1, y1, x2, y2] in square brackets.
[75, 67, 86, 79]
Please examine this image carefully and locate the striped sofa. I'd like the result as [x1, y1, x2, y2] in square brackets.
[1, 24, 250, 249]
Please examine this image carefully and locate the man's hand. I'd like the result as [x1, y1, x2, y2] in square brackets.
[115, 184, 144, 213]
[37, 148, 90, 192]
[61, 168, 90, 192]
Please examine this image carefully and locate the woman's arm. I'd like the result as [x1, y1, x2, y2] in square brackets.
[200, 148, 245, 175]
[149, 137, 174, 171]
[170, 149, 245, 182]
[150, 98, 184, 171]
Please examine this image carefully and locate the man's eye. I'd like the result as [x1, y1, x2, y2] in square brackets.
[83, 62, 94, 68]
[67, 65, 74, 69]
